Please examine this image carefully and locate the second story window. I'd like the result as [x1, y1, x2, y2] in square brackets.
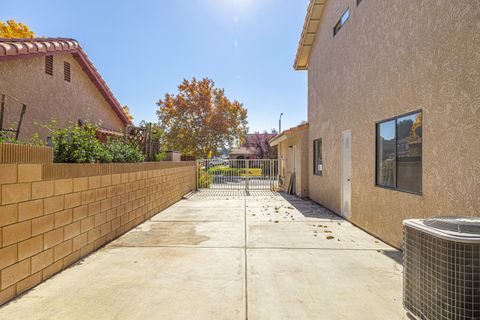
[333, 8, 350, 37]
[64, 61, 71, 82]
[45, 55, 53, 75]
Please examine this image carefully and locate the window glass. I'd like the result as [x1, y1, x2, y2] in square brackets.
[376, 111, 422, 194]
[376, 120, 395, 187]
[333, 8, 350, 36]
[396, 113, 422, 193]
[313, 139, 323, 176]
[340, 9, 350, 25]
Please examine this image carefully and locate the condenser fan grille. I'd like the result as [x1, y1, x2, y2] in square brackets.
[423, 216, 480, 235]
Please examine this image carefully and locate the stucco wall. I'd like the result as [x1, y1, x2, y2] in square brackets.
[277, 129, 309, 198]
[307, 0, 480, 247]
[0, 54, 125, 142]
[0, 162, 196, 305]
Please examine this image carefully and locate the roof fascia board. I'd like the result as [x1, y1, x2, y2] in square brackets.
[294, 0, 326, 70]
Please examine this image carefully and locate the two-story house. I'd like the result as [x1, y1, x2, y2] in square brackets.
[295, 0, 480, 247]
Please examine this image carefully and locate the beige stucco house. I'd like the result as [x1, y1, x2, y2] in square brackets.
[0, 38, 131, 142]
[270, 123, 309, 198]
[294, 0, 480, 248]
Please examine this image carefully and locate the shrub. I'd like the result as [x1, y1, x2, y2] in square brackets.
[45, 120, 144, 163]
[47, 121, 110, 163]
[154, 151, 167, 161]
[105, 139, 145, 163]
[197, 170, 212, 188]
[0, 134, 18, 144]
[0, 125, 19, 144]
[207, 167, 262, 176]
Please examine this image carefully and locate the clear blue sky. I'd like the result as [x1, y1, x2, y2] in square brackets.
[2, 0, 308, 133]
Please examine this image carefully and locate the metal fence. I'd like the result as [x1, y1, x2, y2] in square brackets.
[196, 159, 279, 190]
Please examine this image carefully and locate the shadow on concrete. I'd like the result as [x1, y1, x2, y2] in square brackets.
[279, 193, 343, 221]
[195, 190, 247, 197]
[195, 190, 280, 197]
[381, 249, 404, 265]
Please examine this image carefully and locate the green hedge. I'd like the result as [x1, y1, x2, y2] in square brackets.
[197, 170, 213, 188]
[207, 167, 262, 176]
[46, 121, 144, 163]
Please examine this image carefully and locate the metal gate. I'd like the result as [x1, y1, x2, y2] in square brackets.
[196, 159, 279, 190]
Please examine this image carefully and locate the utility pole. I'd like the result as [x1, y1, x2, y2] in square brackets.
[279, 113, 283, 134]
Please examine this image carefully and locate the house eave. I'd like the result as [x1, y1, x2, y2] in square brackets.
[269, 123, 309, 147]
[269, 135, 287, 147]
[293, 0, 326, 71]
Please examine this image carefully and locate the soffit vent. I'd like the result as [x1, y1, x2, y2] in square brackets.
[64, 61, 71, 82]
[45, 55, 53, 75]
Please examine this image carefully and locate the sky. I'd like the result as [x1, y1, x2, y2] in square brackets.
[1, 0, 309, 133]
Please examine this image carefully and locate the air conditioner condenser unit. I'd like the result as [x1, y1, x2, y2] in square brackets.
[403, 217, 480, 320]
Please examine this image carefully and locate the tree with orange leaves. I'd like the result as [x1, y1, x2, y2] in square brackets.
[0, 20, 35, 38]
[122, 105, 134, 122]
[156, 77, 248, 158]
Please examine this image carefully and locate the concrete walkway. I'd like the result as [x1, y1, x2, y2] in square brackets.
[0, 191, 407, 319]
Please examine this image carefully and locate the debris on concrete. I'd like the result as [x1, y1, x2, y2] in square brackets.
[0, 192, 406, 319]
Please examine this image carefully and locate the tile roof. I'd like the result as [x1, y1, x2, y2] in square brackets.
[269, 123, 308, 146]
[0, 38, 132, 125]
[229, 146, 254, 155]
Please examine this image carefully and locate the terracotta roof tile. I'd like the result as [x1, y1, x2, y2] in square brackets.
[34, 42, 46, 52]
[0, 43, 16, 56]
[0, 38, 131, 125]
[24, 42, 36, 53]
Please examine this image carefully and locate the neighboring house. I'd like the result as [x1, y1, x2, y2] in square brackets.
[229, 133, 277, 159]
[229, 146, 254, 160]
[294, 0, 480, 248]
[269, 123, 309, 198]
[0, 38, 131, 141]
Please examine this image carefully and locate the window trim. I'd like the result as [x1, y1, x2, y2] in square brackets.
[313, 138, 323, 176]
[375, 109, 423, 196]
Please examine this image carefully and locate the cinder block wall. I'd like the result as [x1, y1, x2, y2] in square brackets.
[0, 162, 196, 305]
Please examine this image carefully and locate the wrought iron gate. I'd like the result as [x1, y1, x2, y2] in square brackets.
[196, 159, 279, 190]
